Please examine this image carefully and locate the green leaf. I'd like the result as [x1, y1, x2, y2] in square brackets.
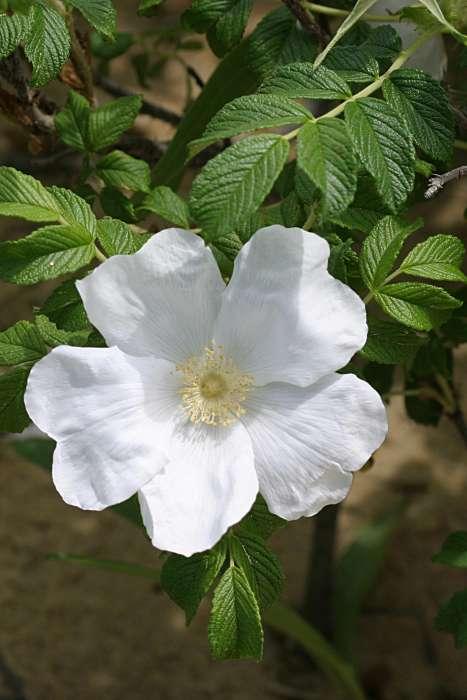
[96, 217, 151, 256]
[0, 367, 30, 432]
[88, 96, 142, 151]
[324, 46, 379, 83]
[332, 173, 390, 233]
[0, 167, 63, 222]
[207, 0, 253, 57]
[40, 279, 89, 331]
[138, 186, 191, 227]
[433, 532, 467, 568]
[382, 69, 454, 162]
[138, 0, 163, 15]
[91, 31, 133, 59]
[210, 232, 242, 275]
[14, 437, 55, 469]
[153, 7, 315, 187]
[208, 566, 263, 660]
[68, 0, 116, 38]
[49, 552, 160, 579]
[189, 94, 311, 157]
[190, 134, 289, 240]
[345, 98, 415, 212]
[334, 510, 401, 662]
[48, 186, 97, 236]
[55, 90, 91, 152]
[314, 0, 380, 66]
[297, 118, 357, 218]
[360, 215, 421, 291]
[259, 62, 351, 99]
[398, 235, 467, 282]
[161, 541, 227, 624]
[100, 187, 137, 222]
[35, 315, 91, 347]
[0, 225, 96, 284]
[238, 497, 284, 540]
[0, 321, 46, 366]
[0, 11, 27, 60]
[360, 318, 424, 364]
[435, 590, 467, 648]
[96, 150, 151, 192]
[375, 282, 461, 330]
[417, 0, 467, 45]
[24, 3, 71, 87]
[231, 532, 283, 609]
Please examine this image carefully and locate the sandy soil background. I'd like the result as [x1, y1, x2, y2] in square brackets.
[1, 1, 467, 698]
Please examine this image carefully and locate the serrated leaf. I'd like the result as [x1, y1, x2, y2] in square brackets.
[314, 0, 380, 66]
[48, 186, 97, 236]
[297, 118, 357, 218]
[96, 218, 151, 256]
[259, 63, 351, 99]
[68, 0, 116, 38]
[0, 225, 96, 284]
[232, 533, 283, 609]
[0, 167, 62, 222]
[436, 590, 467, 648]
[360, 318, 424, 364]
[208, 566, 263, 660]
[0, 321, 47, 366]
[207, 0, 253, 57]
[238, 495, 285, 540]
[398, 235, 467, 282]
[138, 186, 190, 227]
[88, 96, 142, 151]
[190, 134, 289, 240]
[40, 279, 89, 331]
[0, 11, 27, 60]
[324, 46, 379, 83]
[382, 69, 454, 162]
[332, 172, 390, 233]
[345, 98, 415, 212]
[24, 3, 70, 87]
[210, 232, 242, 275]
[360, 215, 421, 291]
[375, 282, 460, 330]
[433, 532, 467, 568]
[0, 367, 30, 432]
[35, 315, 91, 347]
[55, 90, 91, 152]
[361, 24, 401, 62]
[100, 187, 137, 222]
[96, 150, 151, 192]
[189, 94, 311, 157]
[161, 542, 227, 624]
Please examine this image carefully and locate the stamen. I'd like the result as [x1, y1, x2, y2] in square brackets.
[176, 345, 253, 426]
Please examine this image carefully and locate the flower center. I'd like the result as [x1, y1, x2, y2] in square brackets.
[177, 345, 253, 426]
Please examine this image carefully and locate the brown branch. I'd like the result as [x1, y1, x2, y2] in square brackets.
[425, 165, 467, 198]
[281, 0, 329, 45]
[449, 409, 467, 448]
[95, 75, 182, 126]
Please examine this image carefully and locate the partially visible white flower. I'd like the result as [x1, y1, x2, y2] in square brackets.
[372, 0, 447, 79]
[25, 226, 388, 556]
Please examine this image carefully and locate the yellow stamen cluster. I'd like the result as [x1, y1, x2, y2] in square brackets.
[177, 345, 253, 426]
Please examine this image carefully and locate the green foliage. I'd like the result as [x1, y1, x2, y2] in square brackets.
[25, 3, 70, 87]
[34, 315, 91, 348]
[55, 90, 91, 152]
[238, 495, 285, 540]
[376, 282, 460, 331]
[0, 11, 27, 60]
[0, 367, 30, 432]
[433, 532, 467, 568]
[324, 46, 379, 83]
[344, 98, 415, 212]
[297, 118, 357, 218]
[398, 235, 467, 282]
[259, 63, 351, 99]
[138, 186, 191, 228]
[435, 590, 467, 648]
[96, 151, 151, 193]
[230, 532, 283, 609]
[189, 135, 289, 240]
[161, 541, 227, 624]
[96, 218, 151, 256]
[314, 0, 380, 66]
[208, 565, 263, 660]
[0, 321, 46, 366]
[39, 279, 89, 331]
[183, 0, 253, 57]
[361, 318, 424, 364]
[68, 0, 116, 38]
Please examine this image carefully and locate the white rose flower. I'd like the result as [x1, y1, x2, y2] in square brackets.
[25, 226, 388, 556]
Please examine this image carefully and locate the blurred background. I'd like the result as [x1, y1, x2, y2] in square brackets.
[1, 1, 467, 698]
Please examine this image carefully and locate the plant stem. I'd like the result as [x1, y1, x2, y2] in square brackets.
[66, 13, 95, 104]
[304, 1, 401, 22]
[281, 0, 329, 44]
[94, 246, 107, 263]
[302, 504, 340, 640]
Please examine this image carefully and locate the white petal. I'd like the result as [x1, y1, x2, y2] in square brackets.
[214, 226, 367, 386]
[371, 0, 447, 80]
[24, 346, 180, 510]
[242, 373, 387, 519]
[77, 228, 225, 363]
[138, 421, 258, 556]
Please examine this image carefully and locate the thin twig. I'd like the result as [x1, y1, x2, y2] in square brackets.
[281, 0, 329, 45]
[425, 165, 467, 198]
[186, 65, 205, 90]
[95, 75, 182, 126]
[449, 410, 467, 448]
